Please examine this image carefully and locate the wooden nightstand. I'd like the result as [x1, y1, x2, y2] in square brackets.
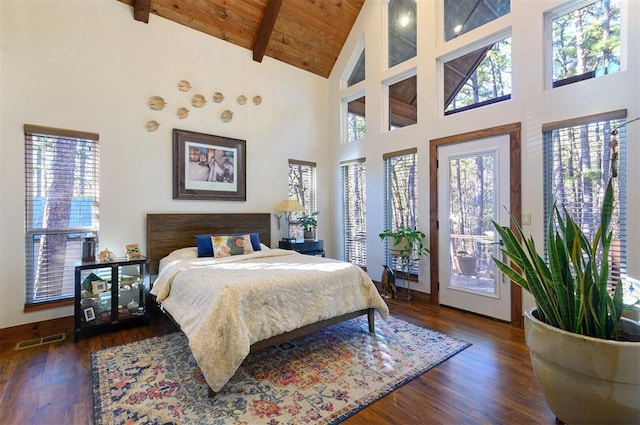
[278, 239, 325, 257]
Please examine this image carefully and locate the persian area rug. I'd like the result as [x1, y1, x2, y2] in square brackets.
[92, 315, 470, 425]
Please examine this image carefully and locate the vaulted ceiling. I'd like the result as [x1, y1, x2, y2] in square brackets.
[118, 0, 365, 78]
[118, 0, 509, 125]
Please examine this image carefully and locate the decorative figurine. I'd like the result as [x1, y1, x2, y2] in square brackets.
[381, 265, 396, 299]
[98, 249, 115, 262]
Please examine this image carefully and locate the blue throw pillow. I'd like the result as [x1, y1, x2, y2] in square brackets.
[248, 233, 261, 251]
[194, 232, 262, 257]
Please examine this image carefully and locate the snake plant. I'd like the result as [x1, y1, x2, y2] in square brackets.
[492, 177, 624, 340]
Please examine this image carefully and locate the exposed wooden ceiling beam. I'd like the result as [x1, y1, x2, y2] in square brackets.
[253, 0, 283, 63]
[134, 0, 152, 24]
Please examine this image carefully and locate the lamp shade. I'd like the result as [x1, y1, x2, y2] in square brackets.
[274, 199, 306, 212]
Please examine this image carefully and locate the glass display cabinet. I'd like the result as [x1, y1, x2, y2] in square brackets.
[74, 257, 149, 341]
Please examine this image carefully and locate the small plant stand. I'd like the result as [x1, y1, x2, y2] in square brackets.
[393, 255, 414, 301]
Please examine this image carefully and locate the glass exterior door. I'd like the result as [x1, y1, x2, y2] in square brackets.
[437, 135, 511, 321]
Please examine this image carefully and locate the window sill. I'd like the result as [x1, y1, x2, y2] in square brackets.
[24, 298, 73, 313]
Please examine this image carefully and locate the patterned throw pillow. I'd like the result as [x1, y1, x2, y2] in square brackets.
[211, 234, 254, 257]
[195, 232, 261, 257]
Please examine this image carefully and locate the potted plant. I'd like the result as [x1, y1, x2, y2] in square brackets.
[298, 211, 318, 241]
[491, 132, 639, 424]
[378, 226, 430, 299]
[378, 225, 430, 258]
[454, 250, 478, 276]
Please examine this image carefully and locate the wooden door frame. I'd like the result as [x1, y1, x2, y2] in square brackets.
[429, 123, 523, 327]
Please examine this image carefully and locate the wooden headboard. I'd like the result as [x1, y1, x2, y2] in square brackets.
[146, 213, 272, 275]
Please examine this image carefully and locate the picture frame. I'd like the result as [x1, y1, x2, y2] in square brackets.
[124, 243, 142, 259]
[173, 129, 246, 201]
[91, 280, 107, 295]
[83, 306, 96, 322]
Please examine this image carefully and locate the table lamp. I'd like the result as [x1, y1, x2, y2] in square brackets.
[274, 199, 306, 239]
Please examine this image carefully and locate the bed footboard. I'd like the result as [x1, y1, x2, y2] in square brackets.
[207, 308, 376, 397]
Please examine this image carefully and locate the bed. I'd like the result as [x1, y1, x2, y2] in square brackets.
[146, 213, 389, 396]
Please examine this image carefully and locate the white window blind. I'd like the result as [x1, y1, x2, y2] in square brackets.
[542, 111, 627, 285]
[288, 159, 317, 239]
[25, 124, 100, 306]
[341, 158, 367, 268]
[383, 148, 419, 274]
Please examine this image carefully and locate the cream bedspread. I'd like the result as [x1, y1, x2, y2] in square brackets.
[151, 248, 389, 392]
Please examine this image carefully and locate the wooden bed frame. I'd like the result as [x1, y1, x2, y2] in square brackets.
[146, 213, 375, 396]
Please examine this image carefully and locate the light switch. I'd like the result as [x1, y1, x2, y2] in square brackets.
[522, 213, 531, 225]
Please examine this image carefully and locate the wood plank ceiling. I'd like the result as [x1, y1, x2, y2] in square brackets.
[118, 0, 365, 78]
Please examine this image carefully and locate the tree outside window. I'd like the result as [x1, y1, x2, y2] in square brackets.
[549, 0, 621, 87]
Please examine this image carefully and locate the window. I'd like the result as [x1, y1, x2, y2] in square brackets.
[547, 0, 621, 88]
[388, 73, 417, 130]
[288, 159, 317, 239]
[543, 112, 627, 284]
[388, 0, 417, 68]
[383, 148, 418, 274]
[341, 159, 367, 268]
[25, 124, 100, 306]
[347, 46, 365, 87]
[444, 36, 511, 115]
[346, 95, 366, 142]
[444, 0, 511, 41]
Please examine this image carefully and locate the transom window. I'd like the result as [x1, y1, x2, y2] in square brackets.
[444, 0, 511, 41]
[346, 95, 366, 143]
[547, 0, 621, 88]
[388, 0, 417, 68]
[388, 73, 417, 131]
[444, 36, 512, 115]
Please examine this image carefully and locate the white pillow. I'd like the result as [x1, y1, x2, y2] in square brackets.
[166, 247, 198, 259]
[158, 247, 198, 273]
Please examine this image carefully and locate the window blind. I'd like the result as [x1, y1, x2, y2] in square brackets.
[340, 158, 367, 268]
[383, 148, 419, 275]
[24, 124, 100, 306]
[288, 159, 317, 239]
[542, 112, 627, 285]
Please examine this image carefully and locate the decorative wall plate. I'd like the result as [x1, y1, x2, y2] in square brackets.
[191, 94, 207, 107]
[148, 96, 166, 110]
[220, 110, 234, 123]
[177, 80, 191, 92]
[145, 120, 160, 131]
[213, 92, 225, 103]
[237, 95, 247, 105]
[177, 107, 189, 119]
[253, 95, 263, 105]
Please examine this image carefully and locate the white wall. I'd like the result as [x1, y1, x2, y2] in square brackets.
[0, 0, 329, 328]
[328, 0, 640, 309]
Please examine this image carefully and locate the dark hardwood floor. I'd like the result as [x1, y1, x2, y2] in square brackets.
[0, 296, 556, 424]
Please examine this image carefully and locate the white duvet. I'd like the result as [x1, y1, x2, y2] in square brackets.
[151, 248, 389, 392]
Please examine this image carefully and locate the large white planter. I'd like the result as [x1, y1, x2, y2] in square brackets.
[524, 308, 640, 424]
